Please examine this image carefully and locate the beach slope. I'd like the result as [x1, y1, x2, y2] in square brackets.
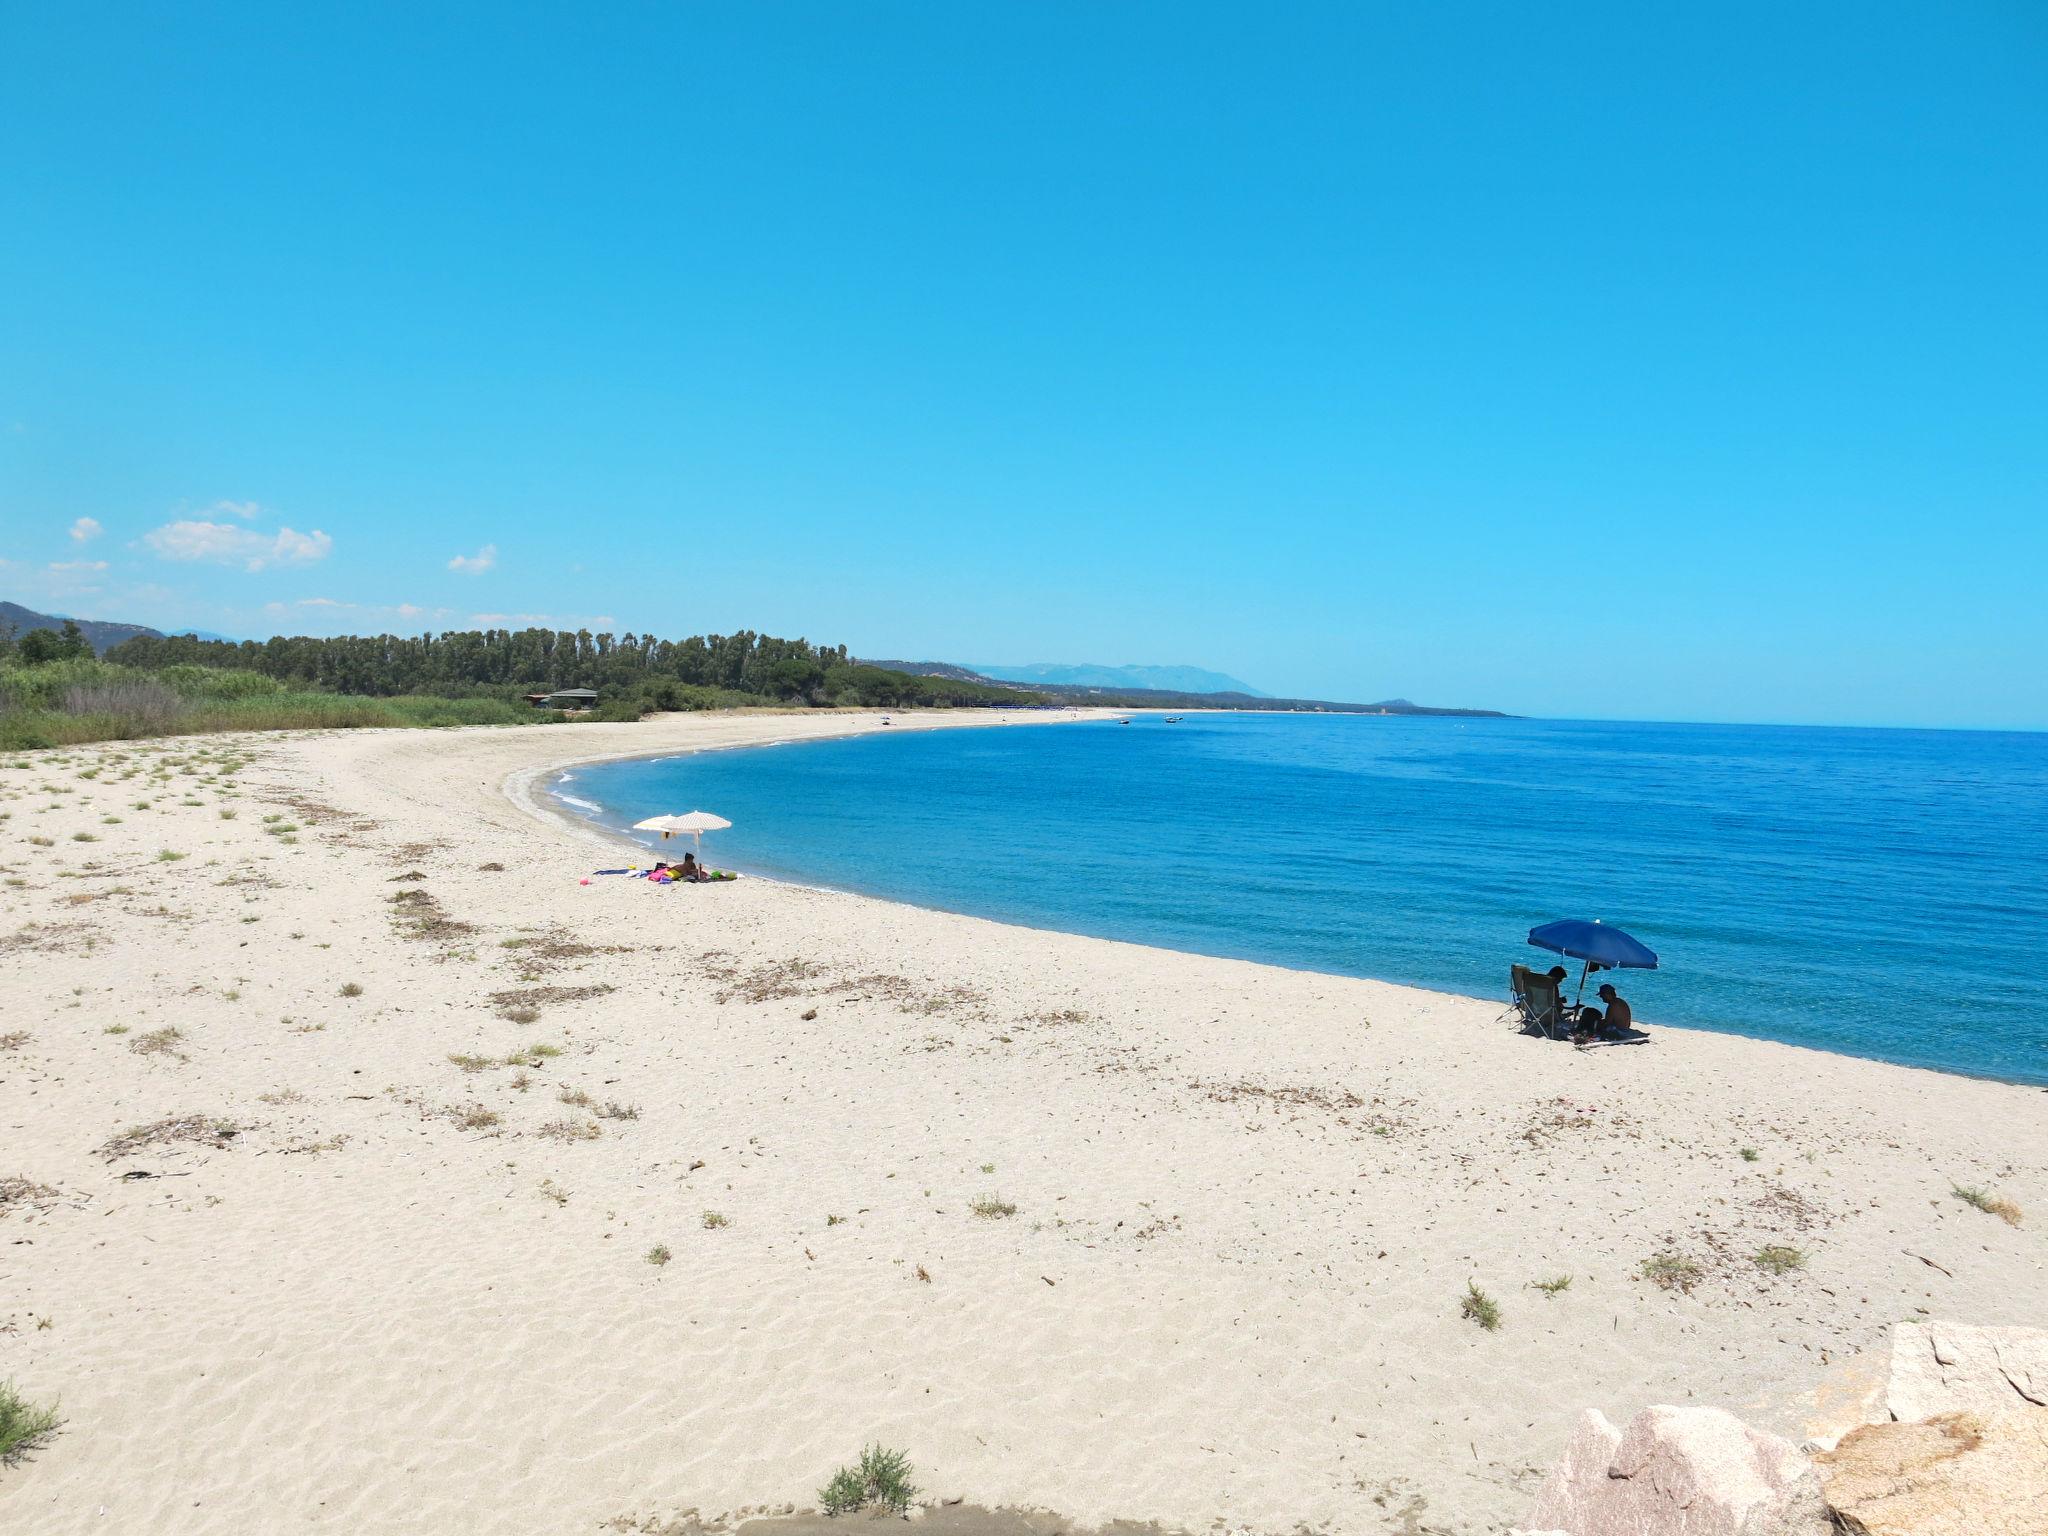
[2, 710, 2042, 1535]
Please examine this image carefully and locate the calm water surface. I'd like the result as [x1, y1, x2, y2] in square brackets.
[557, 715, 2048, 1085]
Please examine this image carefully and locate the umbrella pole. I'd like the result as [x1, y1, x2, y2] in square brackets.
[1575, 959, 1590, 1010]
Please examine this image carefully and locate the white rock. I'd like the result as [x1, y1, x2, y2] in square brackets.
[1526, 1405, 1830, 1535]
[1886, 1320, 2048, 1422]
[1524, 1407, 1623, 1530]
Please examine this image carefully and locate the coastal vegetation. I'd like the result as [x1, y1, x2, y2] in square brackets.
[0, 1379, 60, 1465]
[1951, 1184, 2024, 1226]
[1640, 1252, 1705, 1292]
[818, 1445, 919, 1516]
[1753, 1245, 1807, 1276]
[1460, 1281, 1503, 1331]
[0, 622, 1037, 749]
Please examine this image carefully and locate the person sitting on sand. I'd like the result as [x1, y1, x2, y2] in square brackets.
[680, 852, 708, 883]
[1595, 983, 1633, 1035]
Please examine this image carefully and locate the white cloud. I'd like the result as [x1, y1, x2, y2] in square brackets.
[209, 499, 264, 520]
[448, 543, 498, 575]
[69, 517, 102, 543]
[297, 596, 350, 608]
[144, 520, 332, 572]
[48, 559, 109, 573]
[395, 603, 425, 619]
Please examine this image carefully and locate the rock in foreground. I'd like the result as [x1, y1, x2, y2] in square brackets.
[1817, 1408, 2048, 1536]
[1525, 1405, 1829, 1536]
[1883, 1320, 2048, 1421]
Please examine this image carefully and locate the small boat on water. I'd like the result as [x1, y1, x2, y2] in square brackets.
[1165, 715, 1183, 723]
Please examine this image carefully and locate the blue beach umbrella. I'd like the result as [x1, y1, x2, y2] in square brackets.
[1528, 918, 1659, 1010]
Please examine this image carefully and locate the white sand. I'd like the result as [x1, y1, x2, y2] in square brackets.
[2, 710, 2043, 1535]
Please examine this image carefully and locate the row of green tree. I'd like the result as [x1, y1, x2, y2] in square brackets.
[0, 618, 95, 665]
[100, 627, 1036, 710]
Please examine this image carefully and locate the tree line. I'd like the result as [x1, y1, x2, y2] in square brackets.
[0, 618, 95, 666]
[101, 627, 1035, 709]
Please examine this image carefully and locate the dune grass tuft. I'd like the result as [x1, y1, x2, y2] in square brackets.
[819, 1444, 918, 1516]
[1460, 1281, 1502, 1330]
[1641, 1252, 1705, 1292]
[1754, 1245, 1807, 1276]
[0, 1379, 61, 1464]
[968, 1193, 1017, 1219]
[645, 1243, 672, 1267]
[1952, 1184, 2023, 1226]
[1531, 1274, 1573, 1296]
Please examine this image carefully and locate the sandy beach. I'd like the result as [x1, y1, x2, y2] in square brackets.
[2, 709, 2043, 1536]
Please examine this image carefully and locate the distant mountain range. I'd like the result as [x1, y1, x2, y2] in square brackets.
[0, 601, 234, 654]
[858, 658, 1506, 717]
[1, 601, 165, 655]
[967, 662, 1270, 697]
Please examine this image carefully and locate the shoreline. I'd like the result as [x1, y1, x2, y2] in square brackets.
[4, 709, 2043, 1536]
[536, 716, 2048, 1095]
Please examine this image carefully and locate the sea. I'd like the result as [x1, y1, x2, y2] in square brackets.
[553, 713, 2048, 1086]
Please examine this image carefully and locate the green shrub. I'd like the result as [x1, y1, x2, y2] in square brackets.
[0, 1378, 60, 1463]
[819, 1445, 918, 1516]
[1460, 1281, 1502, 1330]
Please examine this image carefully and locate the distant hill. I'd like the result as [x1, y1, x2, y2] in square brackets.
[1, 600, 165, 656]
[858, 660, 1022, 689]
[859, 657, 1507, 717]
[969, 661, 1270, 696]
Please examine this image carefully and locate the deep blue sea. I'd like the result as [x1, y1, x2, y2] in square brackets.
[555, 714, 2048, 1085]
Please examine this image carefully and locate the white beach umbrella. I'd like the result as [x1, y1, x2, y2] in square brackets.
[631, 810, 732, 857]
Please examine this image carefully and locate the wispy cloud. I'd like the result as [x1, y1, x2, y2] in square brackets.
[258, 599, 444, 627]
[208, 499, 264, 521]
[69, 517, 102, 543]
[469, 611, 614, 629]
[47, 559, 109, 573]
[448, 543, 498, 575]
[144, 520, 332, 572]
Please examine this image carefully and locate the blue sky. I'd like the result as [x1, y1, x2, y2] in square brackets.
[3, 3, 2044, 728]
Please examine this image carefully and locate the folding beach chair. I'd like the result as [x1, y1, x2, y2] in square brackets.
[1509, 963, 1567, 1040]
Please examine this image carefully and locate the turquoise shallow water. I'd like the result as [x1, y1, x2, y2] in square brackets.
[556, 714, 2048, 1085]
